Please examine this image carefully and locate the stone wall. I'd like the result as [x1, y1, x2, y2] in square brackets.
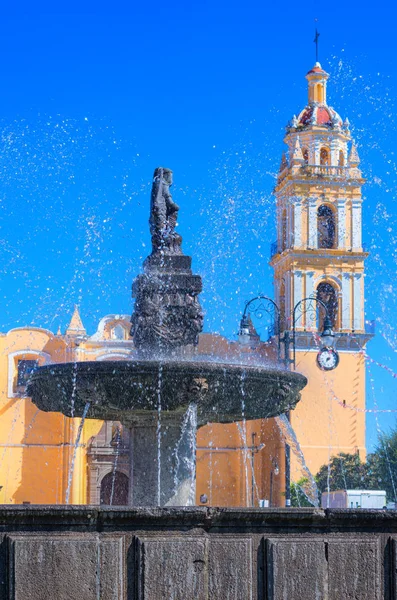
[1, 506, 396, 599]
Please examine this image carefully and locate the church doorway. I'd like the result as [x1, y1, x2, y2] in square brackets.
[100, 471, 129, 505]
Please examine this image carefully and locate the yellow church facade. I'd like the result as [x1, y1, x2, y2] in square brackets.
[0, 61, 371, 507]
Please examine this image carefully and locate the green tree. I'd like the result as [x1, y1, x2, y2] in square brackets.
[315, 452, 367, 495]
[366, 428, 397, 502]
[290, 478, 314, 507]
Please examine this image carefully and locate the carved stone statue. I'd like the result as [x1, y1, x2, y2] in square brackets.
[130, 168, 203, 356]
[150, 167, 182, 255]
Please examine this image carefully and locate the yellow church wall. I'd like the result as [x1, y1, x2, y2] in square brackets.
[0, 328, 75, 504]
[196, 417, 285, 507]
[290, 349, 366, 479]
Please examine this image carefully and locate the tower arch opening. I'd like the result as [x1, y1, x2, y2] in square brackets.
[100, 471, 129, 505]
[302, 147, 309, 164]
[316, 282, 339, 329]
[317, 204, 336, 249]
[320, 147, 330, 165]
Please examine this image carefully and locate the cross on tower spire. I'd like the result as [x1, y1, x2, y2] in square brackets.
[314, 27, 320, 63]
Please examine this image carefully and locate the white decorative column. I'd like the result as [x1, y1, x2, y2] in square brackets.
[288, 203, 294, 247]
[293, 271, 304, 327]
[285, 275, 292, 328]
[351, 200, 362, 250]
[277, 204, 284, 250]
[305, 271, 316, 328]
[337, 198, 347, 249]
[314, 140, 321, 165]
[353, 273, 364, 331]
[293, 198, 302, 248]
[308, 198, 317, 248]
[331, 139, 339, 166]
[341, 273, 352, 330]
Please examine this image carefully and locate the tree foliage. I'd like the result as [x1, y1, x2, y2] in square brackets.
[290, 479, 313, 507]
[290, 427, 397, 506]
[315, 452, 368, 495]
[367, 429, 397, 502]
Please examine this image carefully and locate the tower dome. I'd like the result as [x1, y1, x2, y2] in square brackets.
[288, 63, 344, 132]
[296, 104, 343, 129]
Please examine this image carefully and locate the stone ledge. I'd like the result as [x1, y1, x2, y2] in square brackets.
[0, 506, 396, 530]
[0, 507, 395, 599]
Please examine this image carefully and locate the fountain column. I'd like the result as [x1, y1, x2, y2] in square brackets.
[129, 167, 203, 506]
[126, 410, 197, 507]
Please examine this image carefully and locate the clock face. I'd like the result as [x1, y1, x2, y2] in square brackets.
[316, 347, 339, 371]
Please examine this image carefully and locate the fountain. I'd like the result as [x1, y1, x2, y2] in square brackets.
[7, 167, 396, 599]
[28, 166, 307, 506]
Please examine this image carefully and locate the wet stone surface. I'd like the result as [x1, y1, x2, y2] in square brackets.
[0, 507, 395, 600]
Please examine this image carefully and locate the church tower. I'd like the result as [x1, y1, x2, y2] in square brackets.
[271, 63, 373, 477]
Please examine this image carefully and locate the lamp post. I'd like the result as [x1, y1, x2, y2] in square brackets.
[239, 295, 337, 367]
[238, 296, 281, 358]
[238, 295, 339, 507]
[269, 458, 280, 507]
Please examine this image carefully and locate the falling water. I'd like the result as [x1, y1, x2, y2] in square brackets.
[238, 370, 251, 506]
[169, 403, 198, 506]
[65, 402, 90, 504]
[187, 404, 198, 505]
[109, 425, 122, 506]
[156, 364, 163, 506]
[173, 404, 194, 494]
[275, 413, 320, 507]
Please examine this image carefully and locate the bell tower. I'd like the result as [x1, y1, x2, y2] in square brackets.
[271, 63, 373, 477]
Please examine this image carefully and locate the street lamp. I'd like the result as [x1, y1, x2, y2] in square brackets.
[269, 458, 280, 508]
[238, 294, 339, 507]
[239, 295, 338, 369]
[238, 296, 281, 358]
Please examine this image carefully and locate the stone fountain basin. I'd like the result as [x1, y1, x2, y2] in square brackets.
[27, 360, 307, 426]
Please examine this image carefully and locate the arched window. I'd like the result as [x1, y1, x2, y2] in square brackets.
[317, 205, 336, 249]
[111, 325, 125, 340]
[317, 282, 338, 328]
[100, 471, 129, 505]
[338, 150, 345, 166]
[320, 148, 330, 165]
[302, 148, 309, 164]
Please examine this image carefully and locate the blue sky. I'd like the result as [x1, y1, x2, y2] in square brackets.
[0, 2, 397, 450]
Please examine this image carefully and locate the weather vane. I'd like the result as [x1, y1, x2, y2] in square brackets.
[314, 21, 320, 63]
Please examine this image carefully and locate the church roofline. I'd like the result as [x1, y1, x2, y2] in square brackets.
[6, 326, 57, 338]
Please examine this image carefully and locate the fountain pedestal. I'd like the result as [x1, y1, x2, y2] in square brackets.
[126, 411, 196, 507]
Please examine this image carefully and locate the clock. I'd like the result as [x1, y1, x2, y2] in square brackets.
[316, 347, 339, 371]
